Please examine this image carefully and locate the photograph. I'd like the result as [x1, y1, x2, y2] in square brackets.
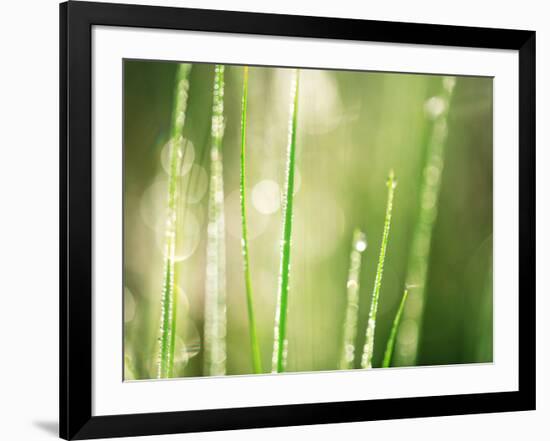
[123, 60, 493, 381]
[0, 0, 541, 439]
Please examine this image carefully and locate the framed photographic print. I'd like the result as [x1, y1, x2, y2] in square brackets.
[60, 1, 536, 439]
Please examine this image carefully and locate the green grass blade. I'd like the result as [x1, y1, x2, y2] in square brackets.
[167, 277, 179, 378]
[272, 68, 300, 373]
[361, 171, 397, 369]
[476, 257, 493, 362]
[157, 63, 192, 379]
[239, 66, 263, 374]
[168, 137, 200, 378]
[339, 229, 367, 370]
[394, 77, 457, 366]
[204, 65, 228, 376]
[382, 286, 410, 368]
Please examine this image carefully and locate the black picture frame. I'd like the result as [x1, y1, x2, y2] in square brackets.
[60, 1, 536, 439]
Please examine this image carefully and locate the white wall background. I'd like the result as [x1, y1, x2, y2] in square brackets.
[0, 0, 546, 440]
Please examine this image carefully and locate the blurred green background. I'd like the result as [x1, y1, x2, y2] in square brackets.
[123, 60, 493, 380]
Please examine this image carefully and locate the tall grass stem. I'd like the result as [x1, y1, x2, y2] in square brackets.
[395, 77, 457, 366]
[272, 69, 300, 373]
[204, 65, 228, 376]
[339, 229, 367, 370]
[239, 67, 263, 374]
[156, 63, 192, 379]
[361, 171, 397, 369]
[382, 286, 410, 368]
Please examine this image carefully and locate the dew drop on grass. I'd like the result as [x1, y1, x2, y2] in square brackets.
[339, 229, 367, 370]
[443, 76, 457, 93]
[424, 96, 446, 119]
[354, 233, 367, 252]
[424, 165, 441, 185]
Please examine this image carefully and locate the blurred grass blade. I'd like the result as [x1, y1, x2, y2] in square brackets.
[339, 229, 367, 370]
[361, 171, 397, 369]
[395, 77, 457, 366]
[125, 354, 137, 381]
[382, 286, 410, 368]
[476, 255, 493, 362]
[239, 67, 263, 374]
[272, 68, 300, 373]
[169, 137, 199, 378]
[157, 63, 192, 379]
[204, 65, 228, 376]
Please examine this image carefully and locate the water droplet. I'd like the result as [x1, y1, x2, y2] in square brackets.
[355, 235, 367, 252]
[424, 96, 446, 119]
[424, 165, 441, 185]
[443, 77, 456, 93]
